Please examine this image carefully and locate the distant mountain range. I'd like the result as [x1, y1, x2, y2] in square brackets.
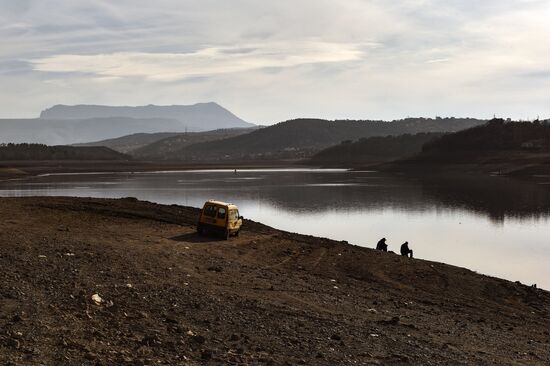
[0, 117, 187, 145]
[40, 102, 253, 131]
[1, 110, 488, 162]
[0, 103, 254, 145]
[144, 117, 486, 161]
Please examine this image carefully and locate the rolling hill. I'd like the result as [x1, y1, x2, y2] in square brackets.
[309, 132, 444, 166]
[146, 117, 485, 161]
[131, 128, 257, 159]
[381, 119, 550, 175]
[421, 119, 550, 157]
[74, 132, 185, 153]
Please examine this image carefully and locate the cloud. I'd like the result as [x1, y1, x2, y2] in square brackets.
[1, 0, 550, 122]
[31, 42, 367, 81]
[521, 70, 550, 80]
[426, 58, 450, 64]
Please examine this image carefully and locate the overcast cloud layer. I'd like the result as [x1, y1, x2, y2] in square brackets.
[1, 0, 550, 123]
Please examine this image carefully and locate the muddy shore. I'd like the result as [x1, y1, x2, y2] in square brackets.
[0, 160, 309, 181]
[3, 157, 549, 185]
[1, 196, 549, 365]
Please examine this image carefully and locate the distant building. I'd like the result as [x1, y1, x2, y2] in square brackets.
[521, 139, 547, 150]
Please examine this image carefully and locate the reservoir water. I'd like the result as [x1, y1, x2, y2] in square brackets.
[2, 168, 550, 289]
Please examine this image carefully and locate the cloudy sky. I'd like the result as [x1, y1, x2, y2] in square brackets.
[1, 0, 549, 124]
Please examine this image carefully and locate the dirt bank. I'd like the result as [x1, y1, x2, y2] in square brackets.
[1, 197, 549, 365]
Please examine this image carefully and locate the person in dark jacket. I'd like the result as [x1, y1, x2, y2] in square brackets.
[400, 241, 413, 258]
[376, 238, 388, 252]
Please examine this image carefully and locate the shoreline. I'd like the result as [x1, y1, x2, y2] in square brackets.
[0, 170, 550, 290]
[0, 159, 317, 182]
[3, 155, 549, 181]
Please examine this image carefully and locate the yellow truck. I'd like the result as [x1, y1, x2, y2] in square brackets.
[197, 200, 243, 239]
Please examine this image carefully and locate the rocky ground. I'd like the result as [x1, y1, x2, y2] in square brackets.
[1, 197, 549, 365]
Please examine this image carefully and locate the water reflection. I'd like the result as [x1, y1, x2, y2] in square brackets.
[3, 170, 550, 222]
[1, 169, 550, 288]
[418, 174, 550, 224]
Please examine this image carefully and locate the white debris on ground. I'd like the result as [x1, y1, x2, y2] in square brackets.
[91, 294, 103, 305]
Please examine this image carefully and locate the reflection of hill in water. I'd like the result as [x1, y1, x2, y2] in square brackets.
[3, 170, 549, 224]
[263, 180, 434, 214]
[418, 175, 550, 224]
[182, 171, 434, 213]
[227, 172, 550, 223]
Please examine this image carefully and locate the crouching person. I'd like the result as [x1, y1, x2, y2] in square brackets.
[376, 238, 388, 252]
[400, 241, 413, 258]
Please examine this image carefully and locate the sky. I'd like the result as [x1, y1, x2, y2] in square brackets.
[1, 0, 550, 124]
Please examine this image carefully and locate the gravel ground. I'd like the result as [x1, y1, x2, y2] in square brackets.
[1, 196, 549, 365]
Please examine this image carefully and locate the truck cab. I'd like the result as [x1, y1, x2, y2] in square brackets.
[197, 200, 243, 239]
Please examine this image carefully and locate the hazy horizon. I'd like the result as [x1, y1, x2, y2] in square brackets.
[2, 1, 550, 124]
[0, 101, 515, 125]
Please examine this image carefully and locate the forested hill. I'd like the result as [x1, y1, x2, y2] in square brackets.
[131, 128, 257, 159]
[422, 119, 550, 156]
[378, 120, 550, 175]
[74, 132, 183, 153]
[151, 117, 485, 161]
[0, 143, 129, 160]
[309, 132, 444, 166]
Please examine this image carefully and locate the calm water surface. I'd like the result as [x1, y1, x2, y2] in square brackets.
[2, 168, 550, 289]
